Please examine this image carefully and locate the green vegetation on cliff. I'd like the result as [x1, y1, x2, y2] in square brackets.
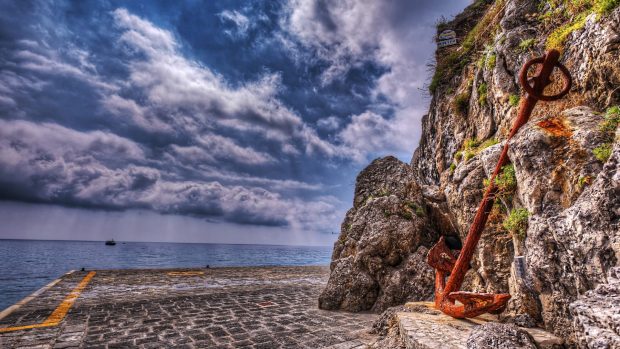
[593, 106, 619, 162]
[484, 164, 517, 201]
[430, 0, 504, 93]
[544, 0, 620, 50]
[503, 208, 529, 240]
[454, 92, 471, 116]
[457, 137, 499, 162]
[594, 143, 613, 162]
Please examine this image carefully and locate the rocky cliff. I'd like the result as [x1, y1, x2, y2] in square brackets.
[320, 1, 620, 348]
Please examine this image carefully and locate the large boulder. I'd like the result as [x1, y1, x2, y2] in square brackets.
[319, 156, 438, 312]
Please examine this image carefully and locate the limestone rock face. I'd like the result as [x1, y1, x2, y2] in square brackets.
[564, 10, 620, 108]
[407, 0, 619, 345]
[517, 138, 620, 342]
[570, 267, 620, 349]
[324, 1, 620, 347]
[509, 107, 608, 215]
[466, 323, 537, 349]
[318, 156, 438, 312]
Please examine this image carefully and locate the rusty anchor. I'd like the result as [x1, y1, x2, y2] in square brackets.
[427, 49, 572, 318]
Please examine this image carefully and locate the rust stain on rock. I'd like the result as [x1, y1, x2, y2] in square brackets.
[537, 116, 572, 137]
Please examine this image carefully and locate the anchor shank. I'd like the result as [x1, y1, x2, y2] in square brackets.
[443, 173, 501, 294]
[442, 50, 562, 296]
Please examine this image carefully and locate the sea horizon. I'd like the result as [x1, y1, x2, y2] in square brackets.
[0, 237, 334, 248]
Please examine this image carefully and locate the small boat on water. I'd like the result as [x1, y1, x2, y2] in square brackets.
[105, 239, 116, 246]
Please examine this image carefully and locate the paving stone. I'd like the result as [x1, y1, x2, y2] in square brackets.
[0, 267, 378, 348]
[52, 342, 80, 349]
[324, 340, 367, 349]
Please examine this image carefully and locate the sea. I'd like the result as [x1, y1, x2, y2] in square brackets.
[0, 239, 332, 311]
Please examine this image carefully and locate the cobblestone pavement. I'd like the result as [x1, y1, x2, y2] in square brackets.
[0, 267, 378, 348]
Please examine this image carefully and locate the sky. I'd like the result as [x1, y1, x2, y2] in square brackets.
[0, 0, 470, 246]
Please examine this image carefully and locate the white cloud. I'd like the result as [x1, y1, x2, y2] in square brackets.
[111, 8, 340, 159]
[282, 0, 470, 158]
[194, 133, 275, 165]
[317, 116, 340, 130]
[283, 0, 385, 85]
[102, 94, 172, 134]
[113, 8, 177, 53]
[0, 119, 145, 163]
[219, 10, 251, 37]
[13, 48, 117, 91]
[337, 111, 394, 162]
[0, 2, 474, 233]
[0, 95, 16, 107]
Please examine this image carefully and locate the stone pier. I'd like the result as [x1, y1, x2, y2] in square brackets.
[0, 267, 378, 349]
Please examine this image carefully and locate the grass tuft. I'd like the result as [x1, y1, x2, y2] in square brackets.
[454, 92, 471, 116]
[464, 138, 481, 150]
[546, 13, 588, 51]
[483, 164, 517, 201]
[405, 202, 426, 217]
[592, 105, 619, 163]
[509, 94, 520, 107]
[455, 151, 463, 162]
[578, 175, 593, 188]
[503, 208, 529, 240]
[429, 0, 505, 93]
[594, 0, 620, 15]
[518, 38, 535, 51]
[545, 0, 620, 51]
[486, 53, 497, 69]
[593, 143, 613, 162]
[478, 82, 488, 105]
[496, 164, 517, 195]
[460, 137, 498, 162]
[600, 106, 620, 134]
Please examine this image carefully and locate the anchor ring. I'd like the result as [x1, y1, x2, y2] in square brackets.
[519, 57, 572, 101]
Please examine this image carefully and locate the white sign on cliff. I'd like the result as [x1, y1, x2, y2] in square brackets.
[438, 30, 456, 40]
[437, 38, 457, 48]
[437, 29, 458, 48]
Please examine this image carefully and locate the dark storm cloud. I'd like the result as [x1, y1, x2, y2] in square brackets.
[0, 0, 470, 232]
[0, 119, 338, 228]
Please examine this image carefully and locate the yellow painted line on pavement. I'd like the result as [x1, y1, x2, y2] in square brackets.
[0, 270, 75, 321]
[0, 271, 96, 333]
[167, 271, 205, 276]
[45, 271, 96, 323]
[0, 322, 58, 333]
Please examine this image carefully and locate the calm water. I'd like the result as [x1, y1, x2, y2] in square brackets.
[0, 239, 332, 311]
